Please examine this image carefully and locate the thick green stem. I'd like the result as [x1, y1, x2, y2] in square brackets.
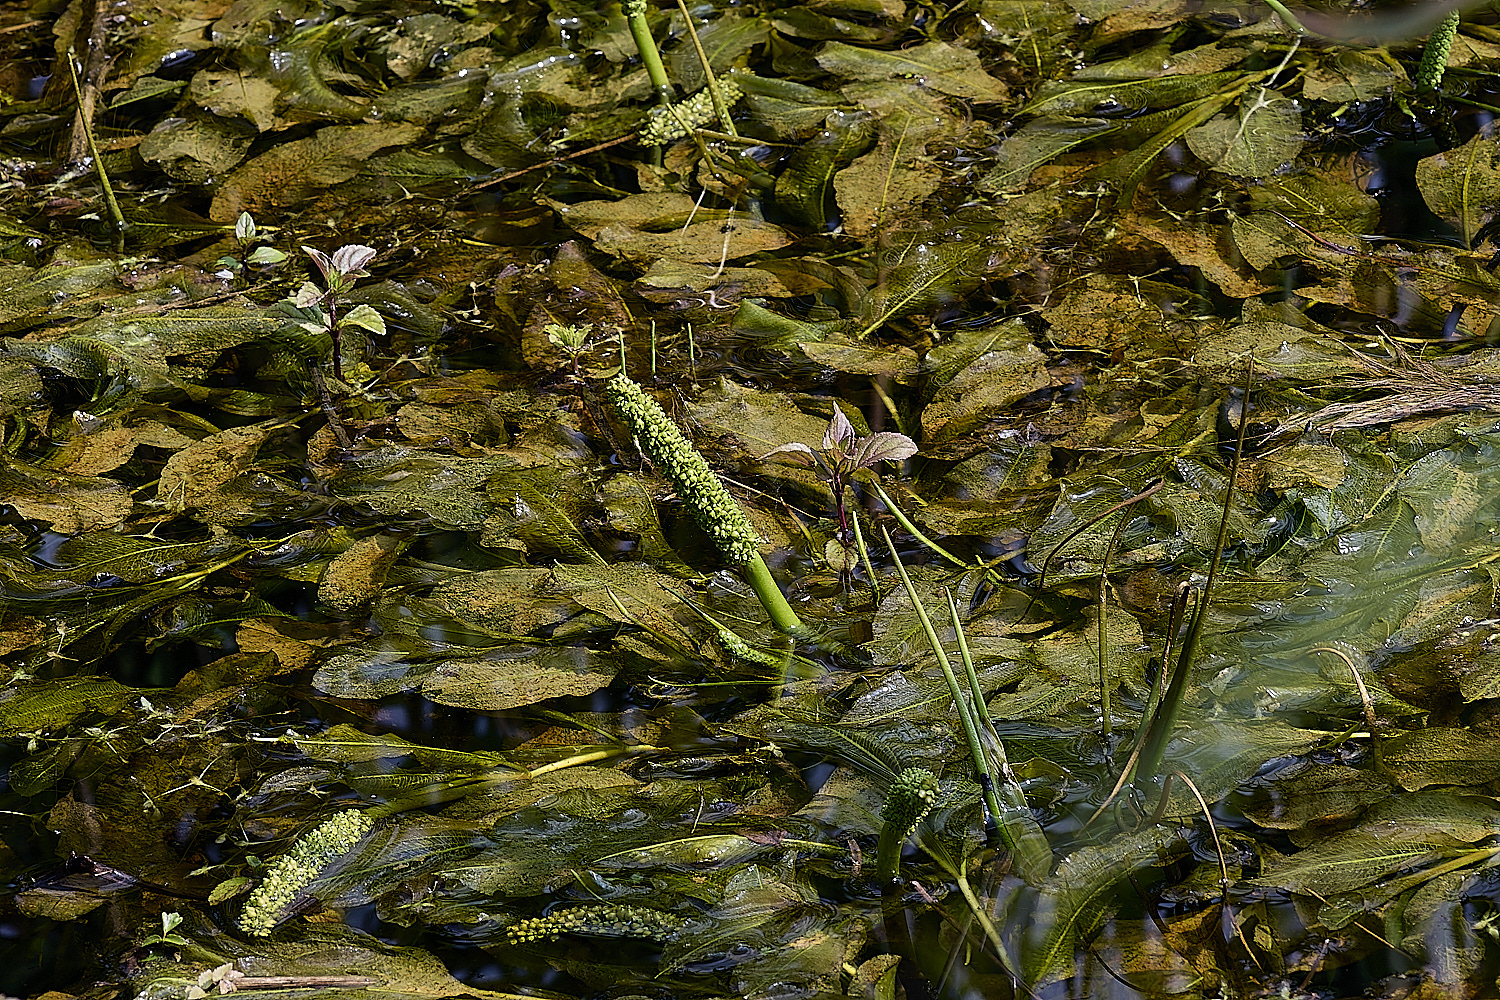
[743, 551, 806, 636]
[623, 0, 674, 105]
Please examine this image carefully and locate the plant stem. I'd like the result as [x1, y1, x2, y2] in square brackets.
[66, 47, 126, 239]
[743, 551, 806, 637]
[883, 529, 998, 834]
[623, 0, 674, 105]
[868, 479, 968, 569]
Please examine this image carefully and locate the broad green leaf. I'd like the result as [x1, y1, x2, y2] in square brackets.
[1383, 729, 1500, 790]
[816, 41, 1006, 101]
[773, 110, 877, 230]
[1184, 90, 1304, 179]
[1416, 133, 1500, 249]
[1024, 826, 1187, 985]
[1024, 71, 1246, 115]
[0, 677, 136, 737]
[209, 123, 424, 221]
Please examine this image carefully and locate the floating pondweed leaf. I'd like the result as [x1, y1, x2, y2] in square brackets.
[138, 116, 255, 185]
[978, 116, 1114, 192]
[483, 466, 602, 564]
[1382, 729, 1500, 791]
[316, 533, 409, 613]
[328, 448, 513, 531]
[1302, 48, 1405, 103]
[1185, 89, 1304, 179]
[418, 566, 570, 639]
[1416, 133, 1500, 249]
[1192, 319, 1361, 378]
[920, 320, 1049, 445]
[1023, 826, 1189, 986]
[0, 257, 118, 330]
[155, 417, 280, 506]
[0, 458, 132, 533]
[1251, 790, 1500, 900]
[1248, 167, 1382, 236]
[0, 676, 136, 737]
[773, 110, 877, 231]
[315, 644, 615, 712]
[816, 40, 1006, 102]
[1119, 216, 1276, 299]
[687, 378, 829, 464]
[1024, 70, 1247, 117]
[209, 123, 425, 221]
[594, 218, 795, 266]
[1242, 762, 1393, 831]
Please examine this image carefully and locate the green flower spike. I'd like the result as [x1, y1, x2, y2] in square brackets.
[876, 767, 941, 884]
[238, 810, 373, 937]
[1415, 10, 1460, 93]
[641, 78, 745, 145]
[506, 904, 682, 945]
[605, 374, 806, 637]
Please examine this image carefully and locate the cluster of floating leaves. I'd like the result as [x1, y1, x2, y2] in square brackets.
[4, 0, 1500, 998]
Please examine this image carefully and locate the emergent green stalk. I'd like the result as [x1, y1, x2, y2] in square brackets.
[622, 0, 674, 105]
[605, 374, 805, 636]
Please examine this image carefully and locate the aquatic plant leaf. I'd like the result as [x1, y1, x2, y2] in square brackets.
[921, 328, 1048, 444]
[979, 116, 1114, 192]
[314, 645, 614, 712]
[773, 110, 877, 230]
[0, 258, 117, 329]
[0, 677, 136, 737]
[1024, 826, 1188, 985]
[1301, 48, 1403, 103]
[293, 723, 514, 775]
[688, 378, 829, 462]
[232, 922, 517, 998]
[0, 459, 132, 533]
[1416, 133, 1500, 249]
[484, 466, 602, 564]
[209, 123, 424, 221]
[138, 116, 254, 184]
[1251, 815, 1474, 895]
[594, 217, 795, 265]
[1242, 762, 1392, 830]
[329, 449, 515, 530]
[1024, 71, 1246, 116]
[816, 40, 1005, 101]
[1184, 90, 1303, 179]
[671, 14, 768, 92]
[1157, 722, 1328, 813]
[157, 419, 281, 513]
[317, 533, 408, 613]
[865, 224, 1011, 334]
[1383, 729, 1500, 791]
[797, 340, 921, 381]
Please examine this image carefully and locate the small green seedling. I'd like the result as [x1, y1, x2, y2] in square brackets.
[762, 409, 916, 542]
[286, 244, 386, 382]
[139, 910, 191, 950]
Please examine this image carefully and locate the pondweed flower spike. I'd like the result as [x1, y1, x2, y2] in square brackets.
[506, 904, 682, 945]
[238, 809, 373, 936]
[1415, 10, 1459, 93]
[605, 374, 806, 637]
[876, 767, 940, 884]
[640, 78, 744, 146]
